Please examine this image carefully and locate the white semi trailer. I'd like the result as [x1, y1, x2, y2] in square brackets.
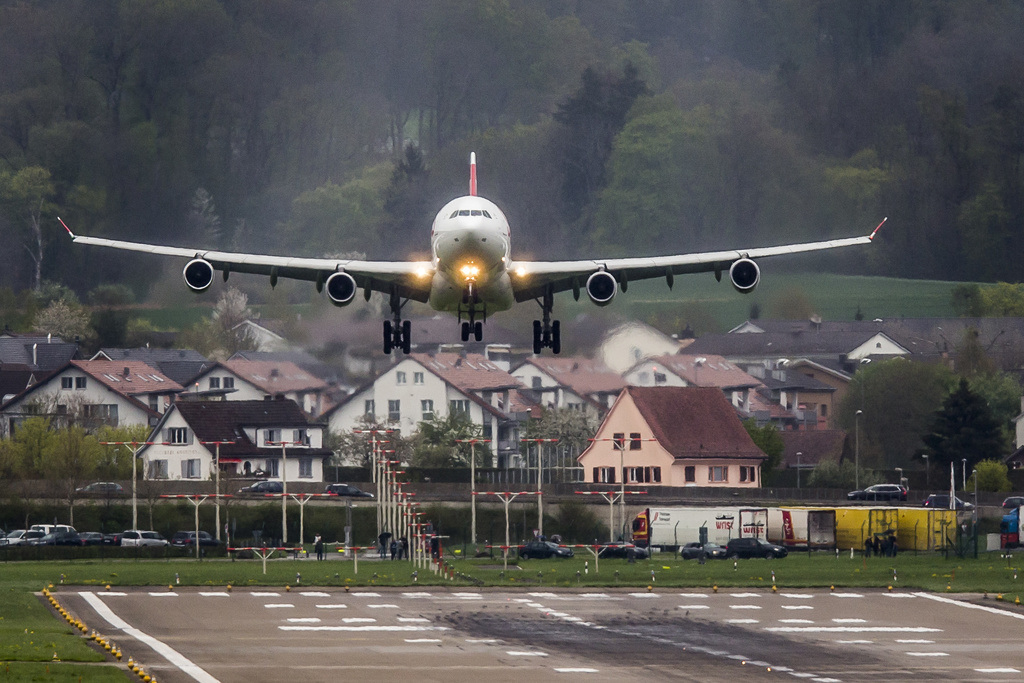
[631, 507, 768, 551]
[765, 508, 837, 550]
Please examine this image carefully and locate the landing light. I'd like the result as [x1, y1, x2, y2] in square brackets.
[460, 263, 480, 279]
[414, 265, 430, 278]
[514, 267, 527, 277]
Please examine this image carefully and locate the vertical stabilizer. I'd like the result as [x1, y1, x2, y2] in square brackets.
[469, 152, 477, 196]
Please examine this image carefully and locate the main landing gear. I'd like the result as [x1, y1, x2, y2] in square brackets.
[382, 289, 411, 355]
[533, 288, 561, 355]
[459, 282, 484, 343]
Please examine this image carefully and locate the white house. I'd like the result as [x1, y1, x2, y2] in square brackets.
[139, 398, 331, 482]
[186, 359, 329, 415]
[0, 360, 182, 436]
[512, 356, 624, 419]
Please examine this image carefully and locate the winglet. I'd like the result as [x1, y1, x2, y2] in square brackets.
[58, 216, 76, 240]
[868, 216, 887, 241]
[469, 152, 477, 197]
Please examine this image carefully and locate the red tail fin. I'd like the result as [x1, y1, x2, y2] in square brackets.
[469, 152, 477, 196]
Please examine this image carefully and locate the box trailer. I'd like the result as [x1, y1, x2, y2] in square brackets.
[766, 508, 836, 550]
[631, 507, 768, 551]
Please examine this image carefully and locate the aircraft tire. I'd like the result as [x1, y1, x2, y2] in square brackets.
[532, 321, 542, 354]
[551, 320, 561, 354]
[383, 321, 393, 354]
[473, 321, 483, 342]
[461, 322, 470, 342]
[402, 320, 412, 354]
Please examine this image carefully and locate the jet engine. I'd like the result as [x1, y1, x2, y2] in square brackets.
[325, 271, 357, 306]
[586, 271, 618, 306]
[729, 258, 760, 293]
[183, 259, 215, 292]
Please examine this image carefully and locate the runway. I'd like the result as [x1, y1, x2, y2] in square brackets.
[55, 587, 1024, 682]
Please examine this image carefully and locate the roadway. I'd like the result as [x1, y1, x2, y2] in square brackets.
[54, 586, 1024, 682]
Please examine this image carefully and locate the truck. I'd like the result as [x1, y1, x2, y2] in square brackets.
[766, 508, 836, 550]
[631, 507, 768, 551]
[1000, 506, 1022, 548]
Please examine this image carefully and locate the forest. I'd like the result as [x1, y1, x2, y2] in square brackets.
[1, 0, 1023, 306]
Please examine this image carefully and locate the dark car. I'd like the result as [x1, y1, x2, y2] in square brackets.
[171, 531, 220, 548]
[680, 542, 727, 560]
[922, 494, 974, 510]
[103, 533, 122, 546]
[1002, 496, 1024, 509]
[324, 483, 374, 498]
[78, 532, 105, 545]
[517, 540, 574, 559]
[596, 542, 649, 560]
[75, 482, 125, 496]
[725, 537, 788, 559]
[847, 484, 908, 502]
[31, 530, 83, 546]
[237, 480, 284, 495]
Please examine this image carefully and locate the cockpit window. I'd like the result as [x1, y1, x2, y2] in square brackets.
[470, 210, 482, 216]
[482, 210, 492, 218]
[450, 211, 459, 219]
[459, 210, 470, 216]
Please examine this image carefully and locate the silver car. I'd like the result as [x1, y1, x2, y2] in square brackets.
[121, 530, 169, 547]
[0, 529, 45, 546]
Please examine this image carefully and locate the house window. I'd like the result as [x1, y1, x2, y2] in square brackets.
[388, 400, 401, 422]
[685, 466, 695, 483]
[709, 466, 728, 483]
[740, 466, 756, 483]
[626, 467, 643, 483]
[265, 459, 279, 477]
[414, 372, 424, 385]
[61, 377, 73, 389]
[223, 377, 234, 389]
[613, 432, 625, 449]
[298, 457, 313, 478]
[181, 458, 201, 479]
[364, 400, 375, 417]
[149, 396, 159, 412]
[629, 432, 642, 450]
[532, 376, 542, 389]
[148, 460, 169, 479]
[264, 428, 281, 446]
[209, 377, 220, 389]
[593, 466, 615, 484]
[83, 404, 119, 425]
[293, 429, 309, 446]
[168, 427, 189, 445]
[75, 376, 87, 389]
[820, 404, 828, 417]
[421, 400, 434, 420]
[449, 399, 470, 415]
[653, 372, 667, 384]
[649, 467, 662, 483]
[396, 371, 407, 385]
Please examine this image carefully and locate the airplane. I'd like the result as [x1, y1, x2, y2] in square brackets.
[61, 153, 884, 355]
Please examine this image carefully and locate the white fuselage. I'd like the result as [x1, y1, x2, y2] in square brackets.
[428, 195, 515, 314]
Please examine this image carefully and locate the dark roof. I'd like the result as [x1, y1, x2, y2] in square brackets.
[0, 336, 80, 371]
[624, 386, 764, 461]
[93, 348, 208, 385]
[0, 364, 38, 398]
[684, 330, 894, 359]
[779, 430, 849, 468]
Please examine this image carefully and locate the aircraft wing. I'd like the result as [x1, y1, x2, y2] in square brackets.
[509, 223, 883, 302]
[65, 228, 434, 302]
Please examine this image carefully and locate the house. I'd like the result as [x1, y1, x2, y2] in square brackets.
[595, 321, 688, 373]
[512, 356, 625, 418]
[91, 347, 210, 386]
[0, 333, 80, 372]
[577, 386, 766, 488]
[0, 363, 43, 404]
[324, 351, 537, 467]
[624, 354, 761, 412]
[232, 319, 289, 352]
[0, 360, 183, 436]
[139, 399, 332, 481]
[187, 359, 329, 415]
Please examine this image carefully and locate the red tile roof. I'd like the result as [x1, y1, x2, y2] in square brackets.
[409, 352, 522, 391]
[625, 386, 764, 461]
[521, 356, 626, 395]
[220, 359, 328, 394]
[646, 354, 761, 389]
[71, 360, 183, 395]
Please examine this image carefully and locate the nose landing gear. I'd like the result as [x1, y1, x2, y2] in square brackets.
[532, 288, 561, 354]
[459, 282, 485, 343]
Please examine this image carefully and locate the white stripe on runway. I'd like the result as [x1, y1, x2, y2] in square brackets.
[554, 668, 598, 673]
[767, 626, 940, 633]
[79, 591, 218, 683]
[915, 592, 1024, 621]
[976, 668, 1020, 673]
[906, 652, 948, 657]
[280, 625, 450, 632]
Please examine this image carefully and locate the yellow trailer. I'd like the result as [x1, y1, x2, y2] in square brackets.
[830, 506, 955, 551]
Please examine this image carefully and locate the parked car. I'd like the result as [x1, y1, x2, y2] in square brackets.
[517, 540, 574, 559]
[725, 537, 788, 559]
[1002, 496, 1024, 509]
[922, 494, 974, 510]
[78, 532, 106, 545]
[324, 483, 374, 498]
[29, 524, 76, 536]
[103, 533, 122, 546]
[596, 542, 649, 560]
[680, 542, 728, 560]
[75, 482, 125, 496]
[121, 530, 169, 547]
[30, 530, 83, 546]
[846, 484, 908, 501]
[171, 531, 220, 548]
[237, 480, 284, 495]
[0, 529, 45, 546]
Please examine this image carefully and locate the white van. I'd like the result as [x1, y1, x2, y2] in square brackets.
[29, 524, 76, 536]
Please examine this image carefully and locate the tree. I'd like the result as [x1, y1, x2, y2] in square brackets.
[808, 460, 880, 490]
[329, 415, 414, 468]
[967, 459, 1012, 493]
[922, 378, 1006, 475]
[951, 284, 985, 317]
[743, 420, 784, 484]
[178, 287, 257, 360]
[34, 299, 91, 342]
[38, 425, 102, 524]
[520, 408, 596, 481]
[0, 166, 56, 292]
[4, 417, 57, 478]
[412, 412, 490, 469]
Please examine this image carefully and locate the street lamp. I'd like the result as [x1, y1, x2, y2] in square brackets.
[895, 467, 904, 489]
[922, 454, 929, 491]
[962, 458, 967, 493]
[854, 410, 863, 490]
[796, 452, 803, 489]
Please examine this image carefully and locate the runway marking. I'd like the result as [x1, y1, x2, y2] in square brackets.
[546, 611, 569, 617]
[199, 592, 229, 597]
[367, 604, 399, 609]
[779, 619, 814, 624]
[915, 591, 1024, 621]
[766, 626, 940, 633]
[402, 592, 432, 598]
[149, 592, 177, 597]
[906, 652, 948, 657]
[397, 617, 430, 623]
[679, 593, 709, 598]
[453, 592, 482, 599]
[554, 668, 598, 673]
[731, 593, 761, 598]
[348, 592, 381, 597]
[300, 591, 330, 597]
[79, 592, 219, 683]
[883, 593, 915, 598]
[896, 639, 933, 644]
[832, 618, 866, 623]
[628, 593, 659, 598]
[781, 605, 814, 610]
[836, 640, 873, 644]
[579, 593, 614, 599]
[526, 602, 544, 608]
[280, 625, 450, 632]
[780, 593, 814, 599]
[286, 618, 321, 623]
[678, 605, 710, 610]
[830, 593, 863, 598]
[315, 604, 347, 609]
[811, 678, 841, 682]
[726, 619, 759, 624]
[787, 674, 816, 678]
[342, 617, 376, 623]
[465, 639, 498, 644]
[264, 604, 294, 609]
[405, 638, 441, 643]
[251, 592, 279, 597]
[507, 651, 548, 656]
[529, 592, 559, 598]
[99, 592, 127, 596]
[730, 605, 761, 610]
[976, 668, 1021, 673]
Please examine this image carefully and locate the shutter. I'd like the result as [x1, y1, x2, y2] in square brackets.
[592, 467, 599, 483]
[187, 429, 194, 446]
[181, 460, 187, 478]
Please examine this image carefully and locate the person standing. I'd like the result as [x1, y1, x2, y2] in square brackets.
[314, 534, 324, 561]
[390, 539, 398, 560]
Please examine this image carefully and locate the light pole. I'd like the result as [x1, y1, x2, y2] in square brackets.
[100, 440, 167, 531]
[854, 410, 863, 490]
[796, 452, 803, 489]
[455, 438, 489, 547]
[962, 458, 967, 493]
[922, 454, 929, 491]
[895, 467, 904, 490]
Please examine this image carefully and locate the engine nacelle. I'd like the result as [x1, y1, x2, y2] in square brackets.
[586, 271, 618, 306]
[729, 258, 760, 293]
[325, 271, 357, 306]
[183, 259, 215, 292]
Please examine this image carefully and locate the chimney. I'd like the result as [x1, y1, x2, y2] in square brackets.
[32, 343, 37, 367]
[123, 366, 131, 378]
